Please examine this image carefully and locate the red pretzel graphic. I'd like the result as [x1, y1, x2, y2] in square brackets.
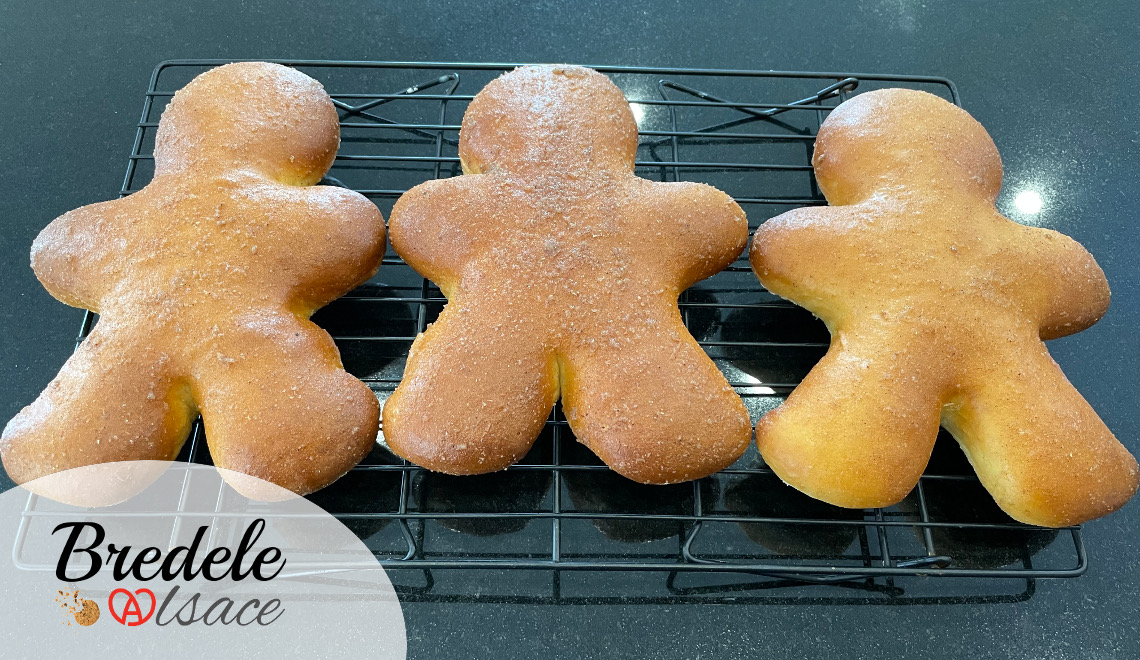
[108, 588, 155, 626]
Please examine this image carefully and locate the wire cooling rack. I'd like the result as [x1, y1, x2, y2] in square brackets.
[51, 61, 1085, 603]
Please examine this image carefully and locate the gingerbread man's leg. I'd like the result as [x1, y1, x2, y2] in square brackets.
[560, 314, 752, 484]
[1, 319, 197, 502]
[382, 303, 559, 475]
[756, 324, 946, 508]
[942, 340, 1139, 527]
[193, 311, 378, 498]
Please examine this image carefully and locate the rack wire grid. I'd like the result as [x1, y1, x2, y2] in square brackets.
[38, 60, 1086, 603]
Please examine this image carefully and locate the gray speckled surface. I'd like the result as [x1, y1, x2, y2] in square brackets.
[1, 1, 1137, 657]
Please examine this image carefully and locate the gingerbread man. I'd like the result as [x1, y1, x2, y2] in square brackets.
[383, 65, 752, 484]
[750, 88, 1137, 527]
[2, 62, 386, 499]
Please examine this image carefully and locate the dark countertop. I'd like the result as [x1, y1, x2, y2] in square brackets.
[1, 1, 1137, 658]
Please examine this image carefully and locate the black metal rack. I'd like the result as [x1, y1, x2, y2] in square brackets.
[67, 60, 1085, 602]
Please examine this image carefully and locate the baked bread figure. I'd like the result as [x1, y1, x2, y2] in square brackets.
[384, 65, 751, 483]
[750, 88, 1137, 527]
[1, 62, 386, 499]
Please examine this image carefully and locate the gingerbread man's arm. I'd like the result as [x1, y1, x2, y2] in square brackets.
[232, 183, 386, 316]
[388, 176, 497, 298]
[750, 205, 869, 319]
[284, 185, 388, 314]
[640, 181, 749, 292]
[1012, 223, 1111, 340]
[31, 198, 131, 312]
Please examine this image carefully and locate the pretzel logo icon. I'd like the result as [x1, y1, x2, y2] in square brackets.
[107, 588, 155, 626]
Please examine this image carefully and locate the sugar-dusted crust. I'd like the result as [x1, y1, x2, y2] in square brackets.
[384, 65, 751, 484]
[750, 88, 1137, 527]
[1, 62, 386, 499]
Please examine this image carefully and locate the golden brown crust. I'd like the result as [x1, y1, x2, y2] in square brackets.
[2, 62, 386, 498]
[750, 88, 1136, 527]
[384, 65, 751, 484]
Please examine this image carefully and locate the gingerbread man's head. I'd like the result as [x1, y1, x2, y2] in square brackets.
[812, 89, 1003, 206]
[458, 65, 639, 175]
[155, 62, 340, 186]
